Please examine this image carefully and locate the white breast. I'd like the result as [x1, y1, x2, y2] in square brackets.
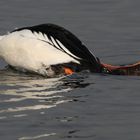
[0, 30, 80, 75]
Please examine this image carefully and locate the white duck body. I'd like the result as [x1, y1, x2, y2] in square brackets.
[0, 30, 80, 76]
[0, 24, 101, 76]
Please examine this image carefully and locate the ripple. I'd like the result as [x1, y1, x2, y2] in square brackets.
[19, 133, 56, 140]
[0, 70, 90, 116]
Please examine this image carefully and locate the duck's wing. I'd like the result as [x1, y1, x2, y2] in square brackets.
[13, 24, 101, 72]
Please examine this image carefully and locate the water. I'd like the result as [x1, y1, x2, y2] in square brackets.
[0, 0, 140, 140]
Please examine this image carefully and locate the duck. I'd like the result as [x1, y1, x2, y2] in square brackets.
[1, 23, 140, 77]
[0, 23, 102, 77]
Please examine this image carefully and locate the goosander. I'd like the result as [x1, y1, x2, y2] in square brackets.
[0, 23, 101, 77]
[0, 23, 140, 77]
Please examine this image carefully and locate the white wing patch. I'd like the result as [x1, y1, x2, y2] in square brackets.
[55, 39, 81, 60]
[17, 29, 81, 60]
[17, 30, 52, 45]
[43, 34, 50, 43]
[50, 36, 61, 50]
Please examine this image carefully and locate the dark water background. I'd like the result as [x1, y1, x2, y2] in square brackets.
[0, 0, 140, 140]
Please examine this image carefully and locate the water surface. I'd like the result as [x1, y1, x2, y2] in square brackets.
[0, 0, 140, 140]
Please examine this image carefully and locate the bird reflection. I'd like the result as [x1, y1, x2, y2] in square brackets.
[0, 68, 91, 115]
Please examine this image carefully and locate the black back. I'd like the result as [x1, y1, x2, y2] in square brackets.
[13, 23, 101, 72]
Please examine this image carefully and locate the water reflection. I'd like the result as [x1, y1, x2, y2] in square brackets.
[0, 69, 90, 116]
[19, 133, 56, 140]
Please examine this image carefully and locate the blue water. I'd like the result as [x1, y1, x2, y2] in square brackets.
[0, 0, 140, 140]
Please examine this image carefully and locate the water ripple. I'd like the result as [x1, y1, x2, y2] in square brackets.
[0, 70, 90, 116]
[19, 133, 56, 140]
